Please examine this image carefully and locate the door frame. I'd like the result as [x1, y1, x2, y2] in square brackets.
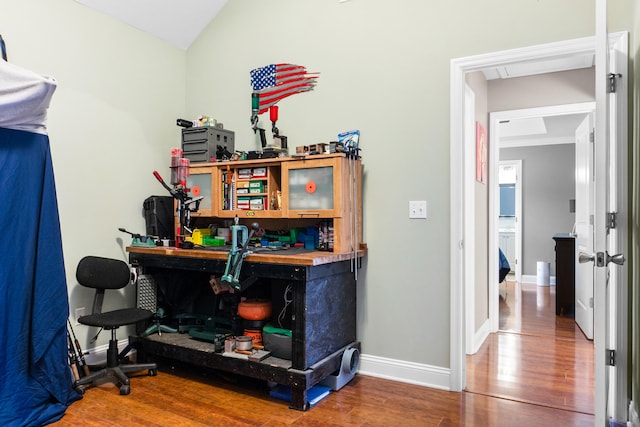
[594, 19, 628, 422]
[497, 159, 522, 285]
[464, 83, 477, 355]
[488, 103, 595, 333]
[449, 32, 628, 423]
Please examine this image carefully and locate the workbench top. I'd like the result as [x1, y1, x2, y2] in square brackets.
[126, 244, 367, 267]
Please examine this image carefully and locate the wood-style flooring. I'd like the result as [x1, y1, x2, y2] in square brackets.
[50, 279, 594, 426]
[466, 279, 594, 416]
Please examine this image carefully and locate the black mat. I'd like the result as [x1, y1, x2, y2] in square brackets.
[197, 245, 312, 255]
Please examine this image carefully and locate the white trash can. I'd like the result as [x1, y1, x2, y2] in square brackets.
[536, 261, 550, 286]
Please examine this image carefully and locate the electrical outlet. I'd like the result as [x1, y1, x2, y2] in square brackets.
[75, 307, 85, 325]
[409, 200, 427, 219]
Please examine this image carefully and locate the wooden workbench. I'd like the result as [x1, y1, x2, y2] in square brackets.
[126, 245, 364, 410]
[127, 244, 366, 266]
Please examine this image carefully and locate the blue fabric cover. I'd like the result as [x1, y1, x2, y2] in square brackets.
[499, 248, 510, 283]
[0, 127, 79, 426]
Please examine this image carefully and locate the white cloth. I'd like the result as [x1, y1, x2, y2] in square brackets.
[0, 59, 56, 135]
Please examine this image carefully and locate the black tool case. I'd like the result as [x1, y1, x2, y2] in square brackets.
[182, 126, 235, 163]
[143, 195, 174, 239]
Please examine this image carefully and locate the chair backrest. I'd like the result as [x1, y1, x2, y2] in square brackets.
[76, 256, 131, 290]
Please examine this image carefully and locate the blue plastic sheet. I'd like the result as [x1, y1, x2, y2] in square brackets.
[0, 127, 79, 426]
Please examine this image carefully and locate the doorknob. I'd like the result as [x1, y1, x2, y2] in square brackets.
[578, 251, 624, 267]
[607, 252, 625, 266]
[578, 252, 595, 264]
[578, 251, 606, 267]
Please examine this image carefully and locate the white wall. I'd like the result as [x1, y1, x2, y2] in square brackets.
[488, 68, 596, 111]
[184, 0, 615, 378]
[1, 0, 635, 388]
[1, 0, 186, 348]
[501, 144, 576, 276]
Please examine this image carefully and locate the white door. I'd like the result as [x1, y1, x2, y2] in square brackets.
[574, 113, 594, 339]
[593, 2, 628, 423]
[606, 34, 629, 424]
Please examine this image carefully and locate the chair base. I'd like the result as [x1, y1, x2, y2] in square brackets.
[74, 330, 157, 395]
[74, 363, 157, 395]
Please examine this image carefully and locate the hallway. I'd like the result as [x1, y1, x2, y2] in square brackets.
[466, 280, 594, 415]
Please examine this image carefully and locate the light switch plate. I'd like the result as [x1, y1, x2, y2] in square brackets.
[409, 200, 427, 219]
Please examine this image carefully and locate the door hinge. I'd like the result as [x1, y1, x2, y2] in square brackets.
[607, 212, 617, 230]
[589, 297, 594, 308]
[608, 73, 622, 93]
[589, 130, 594, 143]
[606, 349, 616, 366]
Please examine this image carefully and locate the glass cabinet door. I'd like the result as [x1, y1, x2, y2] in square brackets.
[287, 166, 334, 210]
[186, 167, 215, 216]
[283, 157, 342, 218]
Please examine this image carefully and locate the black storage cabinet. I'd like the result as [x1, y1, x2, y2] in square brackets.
[553, 233, 575, 316]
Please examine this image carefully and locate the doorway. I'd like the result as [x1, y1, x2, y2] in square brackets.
[498, 160, 521, 285]
[450, 32, 629, 422]
[468, 103, 597, 415]
[450, 37, 601, 390]
[489, 103, 596, 332]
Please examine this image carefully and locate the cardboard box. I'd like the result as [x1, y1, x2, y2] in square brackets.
[252, 167, 267, 178]
[308, 143, 327, 154]
[238, 168, 252, 178]
[249, 181, 264, 192]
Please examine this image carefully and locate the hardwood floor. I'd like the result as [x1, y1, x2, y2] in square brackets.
[466, 279, 594, 416]
[50, 279, 594, 426]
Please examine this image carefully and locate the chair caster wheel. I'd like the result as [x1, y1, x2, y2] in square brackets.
[74, 385, 86, 395]
[119, 384, 130, 395]
[149, 368, 158, 376]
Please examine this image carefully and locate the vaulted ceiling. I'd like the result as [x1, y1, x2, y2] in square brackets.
[73, 0, 227, 50]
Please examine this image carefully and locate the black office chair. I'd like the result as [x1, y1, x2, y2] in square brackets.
[74, 256, 157, 395]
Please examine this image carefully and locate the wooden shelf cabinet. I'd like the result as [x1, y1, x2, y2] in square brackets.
[185, 154, 362, 254]
[216, 159, 283, 218]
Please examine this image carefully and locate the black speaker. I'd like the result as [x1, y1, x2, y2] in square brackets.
[143, 196, 174, 239]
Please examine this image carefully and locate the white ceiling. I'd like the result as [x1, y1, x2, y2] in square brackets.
[499, 113, 589, 148]
[74, 0, 227, 50]
[482, 54, 595, 80]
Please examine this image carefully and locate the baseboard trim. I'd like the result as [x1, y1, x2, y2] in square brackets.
[470, 318, 490, 355]
[358, 353, 450, 390]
